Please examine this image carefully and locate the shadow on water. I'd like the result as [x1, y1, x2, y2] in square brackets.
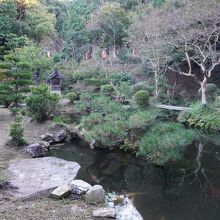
[49, 139, 220, 220]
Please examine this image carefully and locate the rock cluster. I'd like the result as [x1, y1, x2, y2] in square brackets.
[26, 130, 69, 158]
[51, 182, 106, 206]
[51, 180, 92, 199]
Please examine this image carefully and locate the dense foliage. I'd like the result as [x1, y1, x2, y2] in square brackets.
[10, 115, 25, 145]
[178, 103, 220, 132]
[1, 0, 220, 166]
[26, 84, 60, 121]
[139, 122, 196, 165]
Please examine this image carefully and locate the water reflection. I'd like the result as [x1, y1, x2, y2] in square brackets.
[49, 140, 220, 220]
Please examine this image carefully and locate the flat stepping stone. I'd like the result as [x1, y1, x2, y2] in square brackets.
[7, 157, 80, 198]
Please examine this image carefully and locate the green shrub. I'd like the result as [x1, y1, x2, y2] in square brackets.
[83, 78, 107, 87]
[72, 67, 102, 81]
[10, 107, 20, 116]
[133, 90, 150, 109]
[10, 116, 25, 146]
[129, 110, 158, 129]
[100, 84, 114, 94]
[85, 120, 127, 147]
[178, 102, 220, 131]
[80, 112, 105, 130]
[109, 72, 132, 85]
[26, 84, 60, 121]
[65, 92, 77, 103]
[79, 96, 130, 148]
[139, 122, 195, 165]
[117, 82, 133, 99]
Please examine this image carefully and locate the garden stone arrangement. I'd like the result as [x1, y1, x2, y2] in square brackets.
[7, 157, 80, 198]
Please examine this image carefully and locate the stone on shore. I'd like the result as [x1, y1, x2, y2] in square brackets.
[68, 180, 92, 195]
[51, 184, 71, 198]
[41, 133, 54, 142]
[7, 157, 80, 198]
[54, 130, 67, 142]
[85, 185, 105, 205]
[93, 207, 116, 218]
[26, 143, 46, 158]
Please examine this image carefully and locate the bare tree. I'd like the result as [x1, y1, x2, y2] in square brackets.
[128, 8, 169, 100]
[165, 0, 220, 104]
[129, 0, 220, 104]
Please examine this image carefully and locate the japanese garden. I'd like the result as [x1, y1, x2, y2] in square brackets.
[0, 0, 220, 219]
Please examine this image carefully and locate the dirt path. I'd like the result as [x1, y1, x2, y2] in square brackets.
[0, 108, 16, 182]
[0, 108, 12, 147]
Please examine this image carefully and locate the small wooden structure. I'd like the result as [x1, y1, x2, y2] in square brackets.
[48, 70, 64, 92]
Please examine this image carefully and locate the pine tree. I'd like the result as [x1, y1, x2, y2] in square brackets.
[0, 49, 32, 107]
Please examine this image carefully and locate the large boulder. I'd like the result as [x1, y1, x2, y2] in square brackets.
[51, 184, 71, 199]
[26, 143, 46, 158]
[85, 185, 105, 205]
[68, 180, 92, 195]
[7, 157, 80, 198]
[93, 208, 116, 219]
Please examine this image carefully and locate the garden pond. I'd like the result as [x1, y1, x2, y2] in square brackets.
[49, 139, 220, 220]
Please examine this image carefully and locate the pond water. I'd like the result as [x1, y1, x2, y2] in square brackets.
[49, 140, 220, 220]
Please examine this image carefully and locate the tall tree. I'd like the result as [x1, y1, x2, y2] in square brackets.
[165, 0, 220, 104]
[0, 47, 33, 106]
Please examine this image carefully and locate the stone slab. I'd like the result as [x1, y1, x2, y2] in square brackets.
[7, 157, 80, 198]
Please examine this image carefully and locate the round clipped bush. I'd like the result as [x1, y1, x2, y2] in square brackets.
[100, 84, 114, 94]
[66, 92, 77, 103]
[133, 90, 150, 108]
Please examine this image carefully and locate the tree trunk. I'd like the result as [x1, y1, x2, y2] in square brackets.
[200, 76, 207, 105]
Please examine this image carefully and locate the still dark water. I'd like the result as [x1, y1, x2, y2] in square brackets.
[49, 141, 220, 220]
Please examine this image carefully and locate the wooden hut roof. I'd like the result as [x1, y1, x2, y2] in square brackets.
[49, 70, 64, 80]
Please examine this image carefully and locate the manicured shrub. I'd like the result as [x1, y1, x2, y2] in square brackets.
[80, 112, 104, 130]
[26, 84, 60, 121]
[139, 122, 195, 165]
[129, 110, 157, 129]
[79, 96, 129, 148]
[85, 120, 127, 147]
[65, 92, 78, 103]
[10, 116, 25, 146]
[133, 90, 150, 109]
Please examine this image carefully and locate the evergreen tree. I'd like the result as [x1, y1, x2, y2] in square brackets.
[0, 48, 32, 107]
